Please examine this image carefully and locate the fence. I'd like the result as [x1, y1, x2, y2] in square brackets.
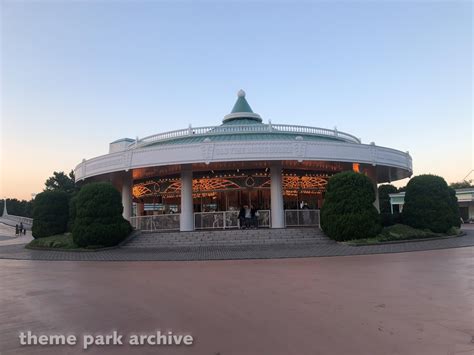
[132, 123, 361, 149]
[284, 209, 320, 227]
[130, 214, 180, 232]
[0, 214, 34, 227]
[194, 210, 271, 229]
[131, 209, 319, 231]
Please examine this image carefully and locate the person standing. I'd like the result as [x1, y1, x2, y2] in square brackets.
[250, 205, 259, 228]
[244, 205, 252, 228]
[238, 205, 247, 229]
[19, 222, 24, 235]
[15, 224, 19, 236]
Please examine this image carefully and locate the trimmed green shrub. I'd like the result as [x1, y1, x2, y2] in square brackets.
[28, 233, 77, 249]
[380, 212, 401, 227]
[446, 226, 460, 236]
[448, 188, 461, 228]
[378, 184, 398, 213]
[402, 174, 461, 233]
[73, 182, 131, 248]
[378, 184, 400, 227]
[67, 194, 77, 232]
[321, 171, 381, 241]
[32, 191, 69, 238]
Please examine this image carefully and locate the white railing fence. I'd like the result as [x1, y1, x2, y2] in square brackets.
[0, 214, 33, 226]
[130, 214, 180, 232]
[285, 209, 320, 227]
[131, 209, 319, 231]
[130, 123, 361, 149]
[194, 210, 271, 230]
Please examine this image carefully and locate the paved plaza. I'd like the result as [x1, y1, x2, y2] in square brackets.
[0, 247, 473, 355]
[0, 223, 33, 246]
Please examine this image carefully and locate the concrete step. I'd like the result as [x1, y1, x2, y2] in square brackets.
[123, 228, 333, 248]
[136, 232, 325, 237]
[133, 238, 329, 244]
[122, 240, 334, 248]
[137, 237, 328, 242]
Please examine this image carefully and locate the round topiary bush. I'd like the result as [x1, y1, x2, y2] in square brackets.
[67, 194, 78, 232]
[448, 188, 461, 228]
[321, 171, 381, 241]
[72, 182, 131, 248]
[402, 174, 460, 233]
[378, 184, 400, 226]
[32, 191, 69, 238]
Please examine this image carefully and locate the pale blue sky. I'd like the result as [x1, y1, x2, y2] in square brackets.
[1, 0, 472, 199]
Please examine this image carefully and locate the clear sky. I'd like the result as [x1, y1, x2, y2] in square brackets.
[1, 0, 472, 200]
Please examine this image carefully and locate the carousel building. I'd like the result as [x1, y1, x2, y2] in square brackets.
[74, 90, 412, 231]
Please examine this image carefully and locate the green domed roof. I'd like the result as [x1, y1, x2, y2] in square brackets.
[133, 90, 362, 149]
[142, 132, 346, 147]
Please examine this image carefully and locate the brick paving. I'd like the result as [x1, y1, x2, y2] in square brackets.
[0, 223, 472, 261]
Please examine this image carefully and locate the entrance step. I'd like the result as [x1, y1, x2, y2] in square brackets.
[122, 228, 334, 248]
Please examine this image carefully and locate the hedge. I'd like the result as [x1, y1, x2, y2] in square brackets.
[72, 182, 131, 247]
[32, 191, 69, 239]
[402, 174, 460, 233]
[321, 171, 381, 241]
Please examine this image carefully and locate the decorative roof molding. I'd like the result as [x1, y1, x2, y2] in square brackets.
[75, 139, 412, 183]
[222, 112, 262, 123]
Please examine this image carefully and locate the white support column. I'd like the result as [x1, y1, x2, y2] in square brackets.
[180, 164, 194, 231]
[373, 182, 380, 212]
[270, 161, 285, 228]
[122, 171, 133, 221]
[367, 166, 380, 212]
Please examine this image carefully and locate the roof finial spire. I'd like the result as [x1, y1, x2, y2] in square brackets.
[222, 89, 262, 124]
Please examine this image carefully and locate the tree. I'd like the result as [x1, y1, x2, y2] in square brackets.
[0, 198, 34, 218]
[68, 194, 78, 232]
[44, 170, 79, 232]
[397, 186, 407, 192]
[32, 191, 69, 238]
[402, 174, 460, 233]
[44, 170, 76, 194]
[450, 180, 473, 189]
[321, 171, 381, 241]
[73, 182, 131, 248]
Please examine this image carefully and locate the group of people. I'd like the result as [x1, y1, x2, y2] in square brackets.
[15, 222, 26, 236]
[238, 204, 259, 229]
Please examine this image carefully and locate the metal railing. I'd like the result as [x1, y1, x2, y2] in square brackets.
[130, 209, 319, 231]
[129, 123, 361, 149]
[130, 214, 180, 232]
[194, 210, 271, 230]
[285, 209, 320, 227]
[1, 214, 33, 226]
